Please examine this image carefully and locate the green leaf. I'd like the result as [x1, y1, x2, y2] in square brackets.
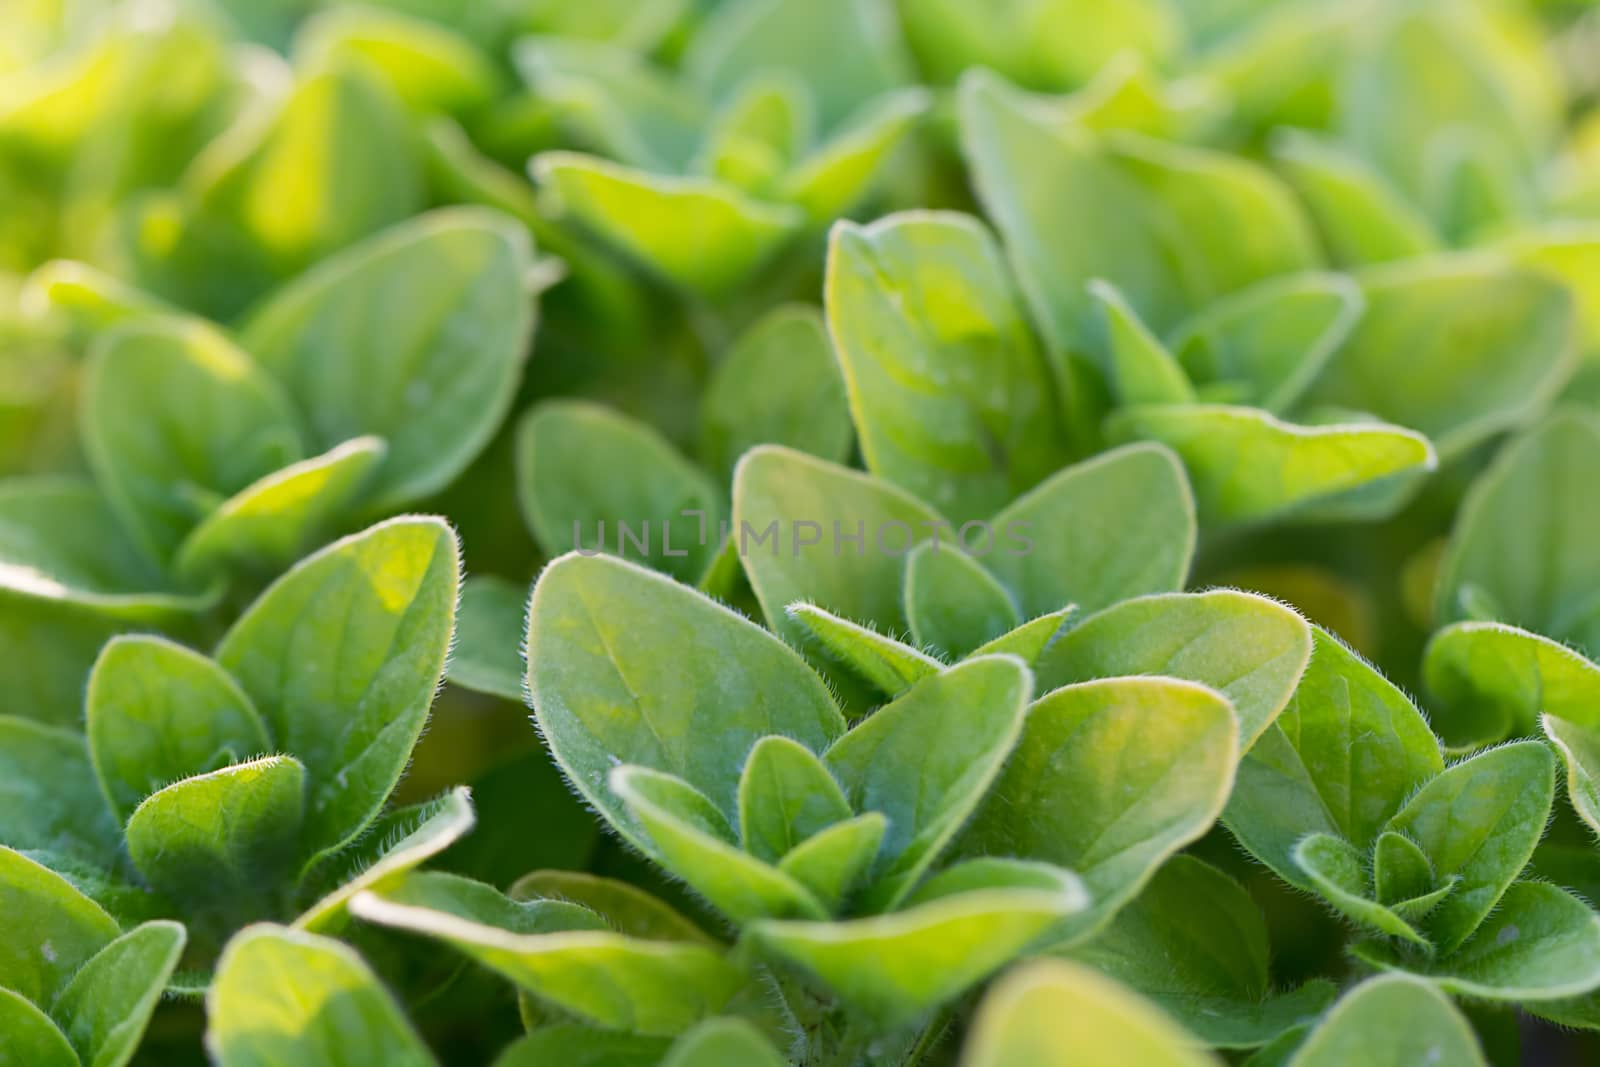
[1106, 405, 1435, 525]
[1435, 414, 1600, 654]
[898, 0, 1180, 91]
[960, 69, 1319, 361]
[732, 445, 943, 669]
[296, 786, 475, 933]
[960, 676, 1238, 946]
[21, 261, 175, 350]
[293, 7, 501, 117]
[1503, 225, 1600, 358]
[1354, 883, 1600, 1001]
[903, 543, 1020, 658]
[0, 847, 119, 1006]
[51, 920, 185, 1067]
[693, 74, 809, 194]
[825, 211, 1070, 525]
[1292, 833, 1428, 946]
[0, 596, 124, 728]
[1544, 713, 1600, 837]
[82, 319, 302, 560]
[349, 873, 742, 1036]
[512, 39, 707, 172]
[147, 64, 424, 320]
[612, 765, 826, 922]
[447, 575, 526, 702]
[86, 635, 270, 824]
[824, 655, 1033, 910]
[1035, 590, 1311, 750]
[125, 756, 306, 915]
[1382, 742, 1554, 952]
[0, 717, 122, 867]
[532, 152, 801, 298]
[786, 602, 940, 696]
[698, 305, 853, 481]
[780, 89, 929, 226]
[1373, 832, 1437, 909]
[1088, 279, 1196, 407]
[216, 517, 460, 865]
[174, 436, 387, 582]
[663, 1018, 785, 1067]
[1426, 621, 1600, 752]
[206, 924, 437, 1067]
[970, 607, 1076, 664]
[495, 1026, 668, 1067]
[749, 871, 1085, 1026]
[686, 0, 913, 132]
[1304, 258, 1574, 463]
[509, 871, 715, 945]
[1284, 974, 1485, 1067]
[241, 207, 534, 511]
[517, 401, 723, 583]
[737, 736, 851, 864]
[1168, 272, 1365, 414]
[0, 988, 76, 1067]
[1068, 855, 1334, 1048]
[526, 551, 844, 843]
[1225, 629, 1442, 885]
[962, 959, 1222, 1067]
[1271, 132, 1440, 267]
[777, 813, 887, 914]
[0, 478, 215, 618]
[983, 443, 1194, 619]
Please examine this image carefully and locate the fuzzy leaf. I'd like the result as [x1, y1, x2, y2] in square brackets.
[1284, 974, 1485, 1067]
[1226, 629, 1442, 885]
[698, 306, 852, 480]
[1069, 856, 1335, 1048]
[1088, 279, 1196, 407]
[777, 813, 888, 913]
[825, 211, 1070, 525]
[1106, 405, 1435, 525]
[780, 89, 929, 225]
[0, 848, 119, 1006]
[903, 543, 1019, 658]
[612, 766, 825, 922]
[241, 208, 535, 510]
[1035, 590, 1311, 750]
[296, 786, 475, 933]
[526, 552, 844, 843]
[494, 1026, 668, 1067]
[1354, 883, 1600, 1001]
[1305, 258, 1574, 463]
[174, 436, 387, 582]
[984, 443, 1193, 619]
[517, 401, 722, 583]
[1382, 742, 1554, 952]
[533, 152, 800, 298]
[1293, 833, 1428, 946]
[509, 871, 715, 945]
[1271, 132, 1440, 267]
[733, 445, 944, 659]
[786, 602, 940, 696]
[125, 756, 306, 915]
[737, 736, 852, 864]
[82, 319, 303, 562]
[749, 872, 1085, 1026]
[0, 717, 123, 868]
[961, 676, 1238, 946]
[0, 988, 76, 1067]
[1435, 414, 1600, 654]
[350, 873, 741, 1036]
[1168, 272, 1365, 413]
[662, 1018, 785, 1067]
[206, 924, 436, 1067]
[216, 518, 459, 866]
[51, 920, 185, 1067]
[962, 959, 1222, 1067]
[825, 655, 1033, 910]
[86, 635, 270, 824]
[1373, 832, 1436, 907]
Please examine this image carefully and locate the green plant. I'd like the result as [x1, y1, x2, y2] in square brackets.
[4, 0, 1600, 1063]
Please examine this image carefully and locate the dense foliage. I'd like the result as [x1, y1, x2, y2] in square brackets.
[2, 0, 1600, 1063]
